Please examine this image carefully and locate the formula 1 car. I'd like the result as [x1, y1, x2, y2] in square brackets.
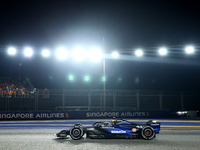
[54, 119, 160, 140]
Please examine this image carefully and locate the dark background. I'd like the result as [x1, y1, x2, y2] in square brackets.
[0, 0, 200, 90]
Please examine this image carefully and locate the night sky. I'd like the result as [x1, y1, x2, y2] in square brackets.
[0, 0, 200, 90]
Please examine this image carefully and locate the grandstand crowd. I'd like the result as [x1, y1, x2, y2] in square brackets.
[0, 79, 26, 97]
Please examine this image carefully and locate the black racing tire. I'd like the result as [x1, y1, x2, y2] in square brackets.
[141, 126, 155, 140]
[70, 127, 84, 140]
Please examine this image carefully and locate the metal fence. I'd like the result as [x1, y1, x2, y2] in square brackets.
[0, 89, 200, 111]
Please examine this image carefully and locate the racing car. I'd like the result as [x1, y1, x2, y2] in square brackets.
[54, 118, 160, 140]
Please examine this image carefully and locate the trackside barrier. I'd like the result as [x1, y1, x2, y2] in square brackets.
[0, 110, 181, 121]
[1, 89, 200, 111]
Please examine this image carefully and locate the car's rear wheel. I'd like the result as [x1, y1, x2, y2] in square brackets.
[70, 127, 84, 140]
[141, 126, 155, 140]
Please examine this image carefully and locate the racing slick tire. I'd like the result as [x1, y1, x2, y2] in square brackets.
[141, 126, 155, 140]
[70, 127, 84, 140]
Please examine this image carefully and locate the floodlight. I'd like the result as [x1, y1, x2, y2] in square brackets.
[102, 76, 106, 82]
[42, 49, 50, 57]
[88, 48, 102, 61]
[112, 52, 119, 58]
[24, 47, 33, 57]
[158, 48, 167, 56]
[118, 78, 122, 81]
[135, 49, 143, 56]
[69, 75, 74, 81]
[8, 47, 16, 55]
[56, 47, 67, 60]
[135, 78, 139, 83]
[72, 47, 86, 61]
[84, 76, 90, 81]
[185, 46, 194, 54]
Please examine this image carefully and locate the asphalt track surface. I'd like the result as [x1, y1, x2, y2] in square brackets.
[0, 120, 200, 150]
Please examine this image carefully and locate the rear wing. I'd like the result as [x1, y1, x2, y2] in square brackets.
[147, 120, 161, 132]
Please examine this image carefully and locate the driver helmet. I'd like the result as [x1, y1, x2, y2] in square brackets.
[111, 117, 116, 123]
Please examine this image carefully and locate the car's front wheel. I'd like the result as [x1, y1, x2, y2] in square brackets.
[69, 127, 84, 140]
[141, 126, 155, 140]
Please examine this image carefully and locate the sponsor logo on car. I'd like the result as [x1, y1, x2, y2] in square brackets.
[89, 135, 97, 137]
[60, 134, 66, 137]
[136, 125, 143, 128]
[102, 127, 114, 129]
[87, 128, 95, 130]
[150, 124, 160, 126]
[111, 130, 126, 133]
[132, 128, 137, 132]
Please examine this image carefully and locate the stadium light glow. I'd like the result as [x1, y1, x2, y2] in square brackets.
[42, 49, 50, 57]
[84, 76, 90, 81]
[158, 48, 168, 56]
[69, 75, 74, 81]
[112, 52, 119, 58]
[135, 49, 143, 57]
[88, 48, 102, 61]
[56, 47, 67, 60]
[72, 47, 86, 61]
[185, 46, 195, 54]
[102, 76, 106, 82]
[24, 47, 33, 57]
[118, 78, 122, 81]
[8, 47, 17, 55]
[135, 78, 139, 83]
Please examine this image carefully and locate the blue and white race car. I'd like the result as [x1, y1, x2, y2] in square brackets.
[54, 118, 160, 140]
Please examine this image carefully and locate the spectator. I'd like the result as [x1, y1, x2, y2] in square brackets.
[0, 78, 26, 98]
[30, 88, 37, 98]
[0, 87, 2, 97]
[3, 89, 7, 97]
[42, 88, 49, 98]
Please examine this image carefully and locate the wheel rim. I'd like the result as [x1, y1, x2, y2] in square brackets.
[146, 131, 150, 135]
[74, 130, 79, 135]
[144, 129, 152, 136]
